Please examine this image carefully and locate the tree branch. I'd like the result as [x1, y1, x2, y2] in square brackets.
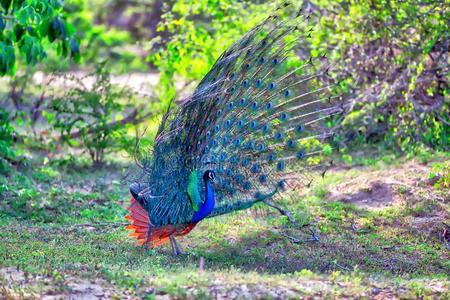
[62, 109, 157, 140]
[0, 15, 16, 20]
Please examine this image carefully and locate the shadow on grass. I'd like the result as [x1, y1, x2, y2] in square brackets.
[188, 222, 448, 276]
[0, 216, 447, 282]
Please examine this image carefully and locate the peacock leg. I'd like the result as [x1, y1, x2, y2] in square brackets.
[169, 235, 178, 257]
[263, 199, 297, 226]
[173, 237, 184, 255]
[169, 234, 184, 256]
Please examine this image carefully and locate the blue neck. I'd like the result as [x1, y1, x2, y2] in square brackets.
[191, 180, 215, 223]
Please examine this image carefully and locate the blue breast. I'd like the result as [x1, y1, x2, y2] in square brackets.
[191, 181, 215, 222]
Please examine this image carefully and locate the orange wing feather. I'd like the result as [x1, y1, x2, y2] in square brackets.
[125, 197, 197, 248]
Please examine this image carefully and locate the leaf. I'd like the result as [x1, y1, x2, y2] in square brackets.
[51, 17, 67, 39]
[13, 24, 25, 42]
[42, 110, 55, 124]
[0, 14, 5, 31]
[0, 41, 15, 75]
[20, 35, 46, 65]
[26, 25, 37, 37]
[61, 39, 68, 56]
[69, 36, 80, 58]
[0, 0, 12, 13]
[39, 19, 50, 36]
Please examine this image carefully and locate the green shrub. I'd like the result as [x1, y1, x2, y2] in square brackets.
[429, 162, 450, 190]
[314, 0, 449, 152]
[148, 0, 270, 105]
[152, 0, 449, 154]
[50, 64, 140, 166]
[32, 166, 59, 183]
[0, 108, 16, 173]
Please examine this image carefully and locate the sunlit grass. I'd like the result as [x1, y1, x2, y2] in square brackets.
[1, 153, 449, 298]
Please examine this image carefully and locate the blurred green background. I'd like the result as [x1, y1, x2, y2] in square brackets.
[0, 0, 448, 169]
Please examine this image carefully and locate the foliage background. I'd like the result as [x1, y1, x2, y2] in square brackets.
[1, 0, 447, 168]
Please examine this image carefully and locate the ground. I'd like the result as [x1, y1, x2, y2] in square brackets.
[0, 151, 449, 299]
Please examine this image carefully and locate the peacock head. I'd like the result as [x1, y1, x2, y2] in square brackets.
[203, 170, 216, 183]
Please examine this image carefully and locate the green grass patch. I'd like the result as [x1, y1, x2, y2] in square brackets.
[0, 153, 449, 298]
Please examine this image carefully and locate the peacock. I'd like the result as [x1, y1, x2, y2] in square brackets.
[125, 2, 348, 256]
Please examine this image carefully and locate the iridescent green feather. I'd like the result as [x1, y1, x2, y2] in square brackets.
[187, 170, 202, 212]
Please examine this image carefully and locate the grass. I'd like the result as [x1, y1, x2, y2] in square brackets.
[0, 152, 449, 299]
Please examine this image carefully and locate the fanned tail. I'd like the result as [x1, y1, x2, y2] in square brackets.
[125, 198, 197, 247]
[126, 2, 350, 226]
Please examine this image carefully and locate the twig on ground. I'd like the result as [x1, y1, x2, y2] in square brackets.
[279, 227, 320, 244]
[333, 261, 351, 272]
[381, 245, 395, 250]
[350, 219, 370, 234]
[306, 228, 321, 242]
[263, 199, 297, 226]
[279, 232, 302, 243]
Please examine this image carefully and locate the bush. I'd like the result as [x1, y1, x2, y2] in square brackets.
[429, 162, 450, 190]
[151, 0, 449, 153]
[50, 64, 141, 166]
[311, 0, 449, 152]
[0, 108, 16, 174]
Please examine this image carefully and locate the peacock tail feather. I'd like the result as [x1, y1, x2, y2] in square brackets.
[129, 2, 349, 227]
